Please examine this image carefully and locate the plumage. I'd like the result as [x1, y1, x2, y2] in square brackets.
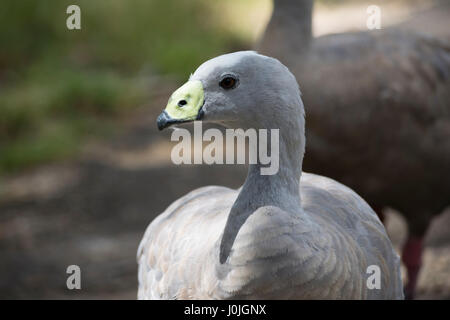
[258, 0, 450, 299]
[137, 51, 403, 299]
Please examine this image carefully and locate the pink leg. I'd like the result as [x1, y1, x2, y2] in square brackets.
[402, 236, 423, 300]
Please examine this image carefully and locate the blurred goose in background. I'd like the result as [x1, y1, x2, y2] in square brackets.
[258, 0, 450, 299]
[137, 51, 403, 299]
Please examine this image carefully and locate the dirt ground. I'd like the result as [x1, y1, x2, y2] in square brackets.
[1, 0, 449, 300]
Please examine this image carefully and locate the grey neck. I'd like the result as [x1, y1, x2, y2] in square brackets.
[258, 0, 314, 63]
[234, 128, 303, 213]
[273, 0, 313, 41]
[219, 120, 304, 263]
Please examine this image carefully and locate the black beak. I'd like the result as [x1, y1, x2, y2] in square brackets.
[156, 111, 172, 131]
[156, 108, 205, 131]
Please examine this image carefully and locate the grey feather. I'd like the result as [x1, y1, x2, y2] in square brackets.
[137, 51, 404, 299]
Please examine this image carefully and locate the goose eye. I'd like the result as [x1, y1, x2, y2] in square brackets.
[219, 76, 237, 90]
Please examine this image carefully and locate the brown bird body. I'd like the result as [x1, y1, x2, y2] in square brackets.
[258, 0, 450, 299]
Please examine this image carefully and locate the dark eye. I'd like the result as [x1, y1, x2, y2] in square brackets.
[219, 76, 237, 90]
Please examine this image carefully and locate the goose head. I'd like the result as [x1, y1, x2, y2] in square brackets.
[157, 51, 304, 132]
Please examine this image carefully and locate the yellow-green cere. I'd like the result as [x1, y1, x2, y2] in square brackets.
[164, 80, 204, 120]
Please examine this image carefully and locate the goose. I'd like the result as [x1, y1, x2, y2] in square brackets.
[137, 51, 403, 299]
[258, 0, 450, 299]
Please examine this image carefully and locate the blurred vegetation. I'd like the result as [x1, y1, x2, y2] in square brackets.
[0, 0, 250, 173]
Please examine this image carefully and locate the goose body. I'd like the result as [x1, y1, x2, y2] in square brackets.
[137, 51, 403, 299]
[138, 174, 403, 299]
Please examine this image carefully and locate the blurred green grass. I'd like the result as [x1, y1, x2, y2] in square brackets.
[0, 0, 249, 173]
